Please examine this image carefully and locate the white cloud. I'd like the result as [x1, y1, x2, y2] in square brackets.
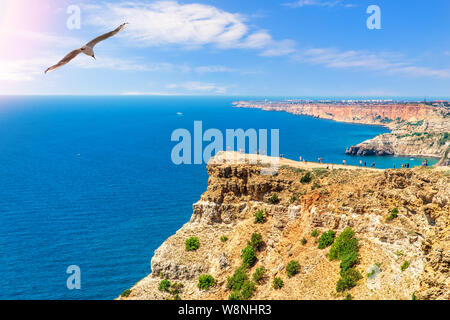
[85, 1, 295, 55]
[294, 47, 450, 78]
[166, 81, 228, 94]
[284, 0, 341, 8]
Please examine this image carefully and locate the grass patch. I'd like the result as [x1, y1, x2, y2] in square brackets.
[220, 235, 228, 242]
[301, 238, 307, 245]
[311, 229, 319, 237]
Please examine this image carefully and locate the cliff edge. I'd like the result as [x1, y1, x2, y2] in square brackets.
[120, 152, 449, 300]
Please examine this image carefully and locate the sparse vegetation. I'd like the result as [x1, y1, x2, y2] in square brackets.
[301, 238, 307, 245]
[401, 261, 410, 271]
[268, 193, 279, 204]
[386, 208, 399, 221]
[313, 168, 329, 178]
[253, 267, 266, 284]
[121, 289, 131, 297]
[254, 209, 266, 224]
[248, 232, 263, 251]
[273, 277, 284, 290]
[336, 268, 362, 292]
[185, 237, 200, 251]
[241, 281, 256, 299]
[286, 260, 300, 277]
[412, 292, 417, 300]
[159, 279, 171, 292]
[198, 274, 215, 290]
[300, 171, 313, 184]
[344, 293, 353, 300]
[318, 230, 335, 249]
[220, 235, 228, 242]
[228, 291, 242, 300]
[227, 266, 248, 291]
[328, 227, 362, 292]
[241, 245, 257, 267]
[311, 229, 319, 237]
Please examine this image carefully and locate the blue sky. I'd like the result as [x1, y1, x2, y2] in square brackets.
[1, 0, 449, 97]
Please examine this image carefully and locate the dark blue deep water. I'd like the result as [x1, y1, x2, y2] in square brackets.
[0, 96, 436, 299]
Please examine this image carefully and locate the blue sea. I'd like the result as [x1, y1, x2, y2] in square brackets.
[0, 96, 437, 300]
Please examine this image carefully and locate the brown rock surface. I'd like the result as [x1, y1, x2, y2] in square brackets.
[119, 153, 449, 300]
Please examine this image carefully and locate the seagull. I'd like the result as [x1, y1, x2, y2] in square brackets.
[45, 23, 128, 74]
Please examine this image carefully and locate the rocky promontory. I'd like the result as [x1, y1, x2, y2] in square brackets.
[120, 152, 449, 300]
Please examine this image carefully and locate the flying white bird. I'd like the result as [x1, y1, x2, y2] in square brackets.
[45, 23, 128, 74]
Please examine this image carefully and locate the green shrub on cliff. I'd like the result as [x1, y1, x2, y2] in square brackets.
[220, 235, 228, 242]
[198, 275, 215, 290]
[318, 230, 335, 249]
[336, 268, 362, 292]
[121, 289, 131, 297]
[241, 281, 256, 299]
[227, 266, 248, 291]
[328, 227, 362, 292]
[386, 208, 399, 221]
[228, 291, 242, 300]
[254, 209, 265, 224]
[158, 279, 171, 292]
[253, 267, 266, 284]
[311, 229, 319, 237]
[273, 277, 284, 290]
[268, 193, 279, 204]
[248, 232, 263, 251]
[241, 245, 257, 267]
[185, 237, 200, 251]
[401, 261, 410, 271]
[300, 171, 312, 184]
[286, 260, 300, 277]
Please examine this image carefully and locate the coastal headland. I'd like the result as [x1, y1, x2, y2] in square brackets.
[120, 152, 449, 300]
[233, 100, 450, 164]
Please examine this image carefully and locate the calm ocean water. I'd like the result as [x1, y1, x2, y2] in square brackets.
[0, 96, 436, 299]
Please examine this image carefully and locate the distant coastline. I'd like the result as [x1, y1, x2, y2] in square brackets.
[233, 100, 450, 163]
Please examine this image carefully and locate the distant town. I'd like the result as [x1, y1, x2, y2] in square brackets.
[233, 99, 450, 108]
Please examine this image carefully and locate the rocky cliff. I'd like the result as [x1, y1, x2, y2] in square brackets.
[234, 102, 450, 160]
[120, 152, 449, 300]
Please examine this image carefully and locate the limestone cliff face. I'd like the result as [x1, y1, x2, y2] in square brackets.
[120, 153, 449, 300]
[234, 101, 450, 160]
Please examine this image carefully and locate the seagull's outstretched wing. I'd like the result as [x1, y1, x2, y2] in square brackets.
[85, 23, 128, 48]
[45, 49, 82, 74]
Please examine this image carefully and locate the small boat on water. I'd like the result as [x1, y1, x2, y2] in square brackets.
[176, 112, 183, 116]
